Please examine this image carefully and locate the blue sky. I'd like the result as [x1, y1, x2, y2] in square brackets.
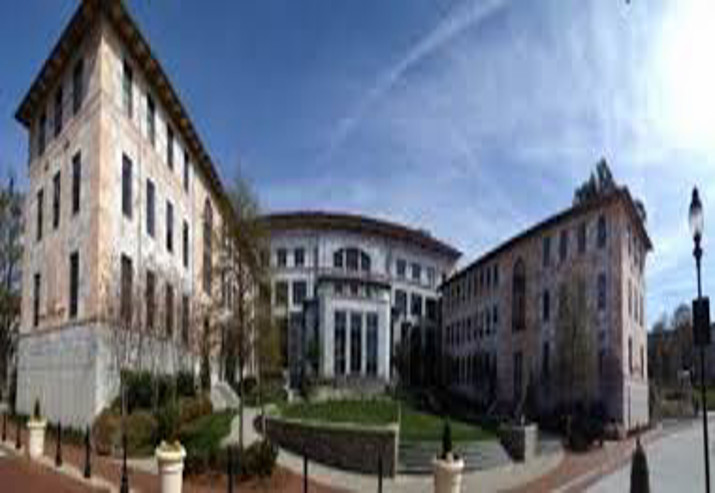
[2, 0, 715, 328]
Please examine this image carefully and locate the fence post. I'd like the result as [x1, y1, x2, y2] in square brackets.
[303, 449, 309, 493]
[83, 426, 91, 479]
[15, 418, 20, 450]
[378, 453, 383, 493]
[227, 445, 234, 493]
[2, 412, 6, 442]
[55, 422, 63, 467]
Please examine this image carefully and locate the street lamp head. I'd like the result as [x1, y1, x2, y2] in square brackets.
[690, 187, 704, 243]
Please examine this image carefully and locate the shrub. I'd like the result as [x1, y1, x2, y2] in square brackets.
[179, 395, 213, 425]
[126, 410, 158, 455]
[123, 371, 154, 411]
[177, 371, 197, 398]
[241, 439, 278, 478]
[441, 420, 453, 459]
[155, 402, 181, 444]
[92, 409, 121, 456]
[630, 439, 650, 493]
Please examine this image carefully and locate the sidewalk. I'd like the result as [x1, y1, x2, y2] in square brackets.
[0, 452, 100, 493]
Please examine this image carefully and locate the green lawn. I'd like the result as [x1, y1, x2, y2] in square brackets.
[278, 399, 494, 442]
[179, 410, 235, 452]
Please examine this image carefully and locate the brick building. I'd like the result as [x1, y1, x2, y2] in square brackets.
[441, 188, 651, 430]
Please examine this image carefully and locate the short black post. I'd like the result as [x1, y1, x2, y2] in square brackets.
[227, 445, 234, 493]
[83, 426, 91, 479]
[377, 453, 383, 493]
[2, 412, 6, 442]
[303, 450, 308, 493]
[120, 431, 128, 493]
[15, 418, 20, 450]
[55, 422, 63, 467]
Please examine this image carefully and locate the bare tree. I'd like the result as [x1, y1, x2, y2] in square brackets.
[0, 177, 23, 401]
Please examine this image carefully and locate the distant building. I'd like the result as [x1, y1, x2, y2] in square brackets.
[262, 212, 460, 387]
[441, 188, 651, 430]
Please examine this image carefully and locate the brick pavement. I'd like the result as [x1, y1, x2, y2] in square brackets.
[0, 453, 101, 492]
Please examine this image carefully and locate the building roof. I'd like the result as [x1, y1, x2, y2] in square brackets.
[261, 211, 462, 260]
[14, 0, 226, 201]
[442, 187, 653, 288]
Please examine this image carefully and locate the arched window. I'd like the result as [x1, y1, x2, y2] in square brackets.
[203, 199, 213, 293]
[512, 258, 526, 332]
[333, 247, 371, 273]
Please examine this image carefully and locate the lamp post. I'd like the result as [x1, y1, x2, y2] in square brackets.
[690, 186, 711, 493]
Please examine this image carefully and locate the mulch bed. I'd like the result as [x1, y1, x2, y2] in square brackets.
[0, 416, 345, 492]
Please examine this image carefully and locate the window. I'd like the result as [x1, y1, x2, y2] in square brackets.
[494, 264, 499, 286]
[396, 259, 406, 278]
[395, 289, 407, 315]
[350, 312, 362, 374]
[335, 282, 344, 296]
[629, 337, 633, 375]
[640, 346, 645, 378]
[277, 249, 287, 267]
[578, 222, 587, 254]
[598, 273, 607, 310]
[360, 251, 371, 272]
[411, 263, 421, 282]
[165, 283, 174, 338]
[146, 270, 156, 331]
[542, 290, 550, 322]
[181, 295, 190, 346]
[146, 180, 155, 237]
[72, 60, 84, 115]
[147, 95, 156, 146]
[72, 152, 81, 215]
[628, 279, 632, 318]
[123, 61, 133, 119]
[33, 273, 41, 328]
[36, 189, 44, 242]
[167, 126, 174, 169]
[334, 311, 346, 376]
[38, 112, 46, 156]
[597, 215, 607, 248]
[493, 304, 499, 327]
[203, 200, 213, 293]
[166, 200, 174, 253]
[52, 171, 61, 230]
[54, 86, 63, 137]
[275, 281, 288, 306]
[292, 280, 307, 306]
[427, 267, 436, 288]
[512, 259, 526, 331]
[559, 230, 568, 261]
[346, 248, 358, 271]
[294, 248, 305, 267]
[183, 221, 189, 269]
[513, 350, 523, 402]
[411, 293, 423, 317]
[120, 255, 133, 325]
[333, 250, 343, 268]
[426, 298, 437, 322]
[69, 251, 79, 319]
[122, 154, 132, 218]
[367, 313, 378, 376]
[183, 151, 190, 192]
[542, 342, 550, 379]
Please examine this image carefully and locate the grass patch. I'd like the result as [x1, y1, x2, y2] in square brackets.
[279, 399, 398, 426]
[179, 410, 235, 452]
[278, 399, 494, 442]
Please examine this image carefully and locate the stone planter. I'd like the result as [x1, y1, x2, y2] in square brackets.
[499, 423, 538, 462]
[155, 442, 186, 493]
[27, 419, 46, 460]
[432, 455, 464, 493]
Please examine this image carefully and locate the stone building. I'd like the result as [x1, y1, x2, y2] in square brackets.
[262, 212, 460, 388]
[441, 188, 651, 430]
[14, 0, 237, 426]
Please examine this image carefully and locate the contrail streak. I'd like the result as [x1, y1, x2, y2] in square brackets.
[320, 0, 511, 163]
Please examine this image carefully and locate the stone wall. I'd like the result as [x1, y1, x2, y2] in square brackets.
[264, 415, 399, 476]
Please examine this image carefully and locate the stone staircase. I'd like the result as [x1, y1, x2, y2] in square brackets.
[398, 440, 511, 474]
[210, 381, 241, 411]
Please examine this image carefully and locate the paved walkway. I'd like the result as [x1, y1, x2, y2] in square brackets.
[589, 418, 709, 492]
[0, 452, 101, 492]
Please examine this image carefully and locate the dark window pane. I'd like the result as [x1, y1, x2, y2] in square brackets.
[122, 155, 132, 218]
[72, 152, 81, 215]
[54, 86, 63, 137]
[52, 171, 61, 229]
[146, 180, 155, 237]
[69, 251, 79, 319]
[73, 60, 84, 114]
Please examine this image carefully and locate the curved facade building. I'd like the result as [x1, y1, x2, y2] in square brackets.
[263, 212, 461, 386]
